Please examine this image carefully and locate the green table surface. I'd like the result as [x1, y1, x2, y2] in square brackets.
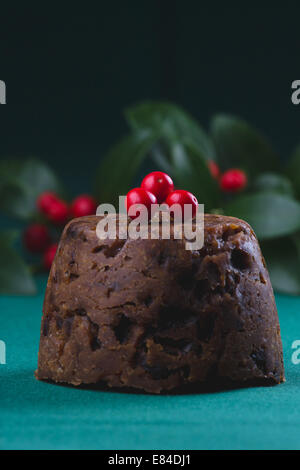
[1, 278, 300, 450]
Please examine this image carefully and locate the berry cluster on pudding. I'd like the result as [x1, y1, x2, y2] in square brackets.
[125, 171, 198, 219]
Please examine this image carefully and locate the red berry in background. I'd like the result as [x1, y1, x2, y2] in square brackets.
[37, 191, 58, 214]
[208, 160, 220, 180]
[47, 199, 69, 224]
[141, 171, 174, 203]
[165, 190, 198, 217]
[43, 243, 58, 270]
[23, 224, 51, 253]
[125, 188, 157, 219]
[71, 194, 97, 218]
[220, 169, 247, 192]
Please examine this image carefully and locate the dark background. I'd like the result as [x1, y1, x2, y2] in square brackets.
[0, 2, 299, 192]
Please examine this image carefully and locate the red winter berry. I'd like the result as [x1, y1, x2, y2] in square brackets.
[37, 192, 59, 215]
[125, 188, 157, 219]
[220, 169, 247, 192]
[141, 171, 174, 203]
[47, 199, 69, 224]
[165, 190, 198, 217]
[23, 224, 51, 253]
[208, 160, 220, 180]
[43, 243, 58, 270]
[71, 194, 97, 218]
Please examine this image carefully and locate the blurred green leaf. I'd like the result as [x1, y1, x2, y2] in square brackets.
[0, 158, 64, 220]
[261, 237, 300, 296]
[211, 114, 279, 176]
[125, 101, 215, 161]
[148, 141, 173, 174]
[124, 101, 219, 210]
[286, 145, 300, 199]
[94, 131, 158, 206]
[226, 192, 300, 239]
[0, 231, 36, 295]
[252, 173, 294, 197]
[169, 141, 220, 211]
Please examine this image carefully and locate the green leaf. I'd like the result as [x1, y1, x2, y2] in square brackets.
[0, 231, 36, 295]
[0, 158, 65, 220]
[286, 146, 300, 199]
[252, 173, 294, 197]
[211, 114, 279, 176]
[261, 237, 300, 295]
[169, 141, 220, 211]
[94, 131, 159, 206]
[148, 141, 173, 174]
[226, 192, 300, 239]
[125, 101, 215, 161]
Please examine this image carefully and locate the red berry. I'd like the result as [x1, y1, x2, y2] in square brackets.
[220, 169, 247, 192]
[141, 171, 174, 203]
[23, 224, 51, 253]
[37, 192, 59, 214]
[208, 160, 220, 180]
[43, 243, 58, 270]
[71, 194, 97, 218]
[165, 190, 198, 217]
[47, 199, 69, 224]
[125, 188, 157, 219]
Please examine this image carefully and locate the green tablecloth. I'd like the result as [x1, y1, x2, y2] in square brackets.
[0, 278, 300, 450]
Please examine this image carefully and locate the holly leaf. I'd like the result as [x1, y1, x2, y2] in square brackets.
[226, 192, 300, 239]
[252, 173, 294, 197]
[148, 141, 173, 174]
[211, 114, 279, 176]
[0, 158, 65, 220]
[125, 101, 215, 161]
[286, 146, 300, 199]
[94, 131, 159, 206]
[261, 237, 300, 296]
[0, 231, 36, 295]
[166, 140, 220, 211]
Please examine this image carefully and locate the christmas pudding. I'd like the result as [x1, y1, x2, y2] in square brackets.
[36, 213, 284, 393]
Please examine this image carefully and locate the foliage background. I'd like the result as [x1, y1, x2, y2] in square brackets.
[1, 2, 300, 295]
